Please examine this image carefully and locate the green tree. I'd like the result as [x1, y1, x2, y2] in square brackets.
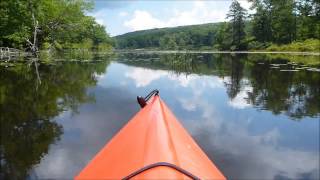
[0, 0, 36, 48]
[0, 0, 112, 51]
[159, 34, 178, 50]
[214, 22, 232, 50]
[226, 0, 248, 50]
[271, 0, 296, 44]
[115, 23, 223, 50]
[249, 0, 317, 44]
[296, 0, 320, 40]
[250, 1, 272, 42]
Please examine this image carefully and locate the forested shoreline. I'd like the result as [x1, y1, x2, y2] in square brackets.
[0, 0, 114, 52]
[116, 0, 320, 52]
[1, 0, 319, 53]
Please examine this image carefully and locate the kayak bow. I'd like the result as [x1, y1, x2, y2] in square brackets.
[76, 90, 225, 180]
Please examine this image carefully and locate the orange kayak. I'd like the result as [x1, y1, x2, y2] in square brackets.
[75, 90, 226, 180]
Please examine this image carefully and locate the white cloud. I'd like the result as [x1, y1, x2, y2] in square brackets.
[174, 76, 318, 178]
[94, 72, 105, 80]
[124, 10, 167, 31]
[179, 98, 197, 111]
[239, 0, 252, 10]
[124, 66, 196, 88]
[125, 66, 224, 89]
[168, 74, 199, 87]
[125, 68, 167, 87]
[95, 18, 104, 26]
[187, 114, 319, 179]
[124, 1, 227, 31]
[228, 86, 252, 109]
[35, 148, 76, 178]
[89, 1, 253, 35]
[179, 91, 319, 179]
[33, 91, 141, 178]
[119, 11, 128, 17]
[88, 10, 108, 27]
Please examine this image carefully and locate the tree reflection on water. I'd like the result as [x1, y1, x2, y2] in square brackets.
[0, 59, 110, 179]
[119, 53, 320, 120]
[0, 52, 318, 179]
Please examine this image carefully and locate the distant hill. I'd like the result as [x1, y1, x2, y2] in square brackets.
[114, 22, 226, 50]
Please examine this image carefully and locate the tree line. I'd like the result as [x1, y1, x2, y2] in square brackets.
[116, 0, 320, 51]
[116, 23, 224, 50]
[0, 0, 114, 52]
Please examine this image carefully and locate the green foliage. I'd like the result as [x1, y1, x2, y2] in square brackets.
[271, 0, 296, 44]
[214, 22, 233, 50]
[249, 1, 272, 43]
[268, 53, 320, 65]
[246, 53, 320, 66]
[159, 34, 178, 50]
[53, 41, 63, 50]
[115, 23, 224, 50]
[115, 1, 251, 51]
[97, 43, 113, 51]
[296, 0, 320, 40]
[248, 41, 270, 50]
[0, 0, 112, 51]
[41, 42, 51, 50]
[249, 0, 320, 45]
[71, 38, 94, 49]
[115, 0, 319, 52]
[0, 0, 33, 47]
[266, 39, 320, 52]
[226, 0, 248, 50]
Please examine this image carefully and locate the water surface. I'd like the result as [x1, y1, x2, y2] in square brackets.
[1, 53, 319, 179]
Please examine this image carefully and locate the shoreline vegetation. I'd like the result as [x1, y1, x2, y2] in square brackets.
[115, 0, 319, 53]
[114, 50, 320, 66]
[0, 0, 114, 55]
[1, 0, 319, 58]
[114, 49, 320, 55]
[113, 38, 320, 52]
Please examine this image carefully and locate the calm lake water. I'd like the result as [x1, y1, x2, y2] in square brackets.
[1, 52, 319, 179]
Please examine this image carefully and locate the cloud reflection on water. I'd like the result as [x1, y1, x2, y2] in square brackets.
[32, 62, 319, 179]
[122, 62, 319, 179]
[33, 87, 138, 178]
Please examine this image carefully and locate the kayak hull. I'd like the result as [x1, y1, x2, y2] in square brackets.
[76, 95, 225, 179]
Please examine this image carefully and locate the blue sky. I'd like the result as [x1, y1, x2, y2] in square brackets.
[89, 0, 252, 36]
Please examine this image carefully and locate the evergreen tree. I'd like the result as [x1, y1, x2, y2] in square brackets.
[249, 0, 319, 44]
[271, 0, 296, 44]
[296, 0, 320, 40]
[214, 22, 232, 50]
[250, 0, 272, 42]
[226, 0, 248, 50]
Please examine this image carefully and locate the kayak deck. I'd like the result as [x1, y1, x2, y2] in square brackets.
[76, 95, 225, 179]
